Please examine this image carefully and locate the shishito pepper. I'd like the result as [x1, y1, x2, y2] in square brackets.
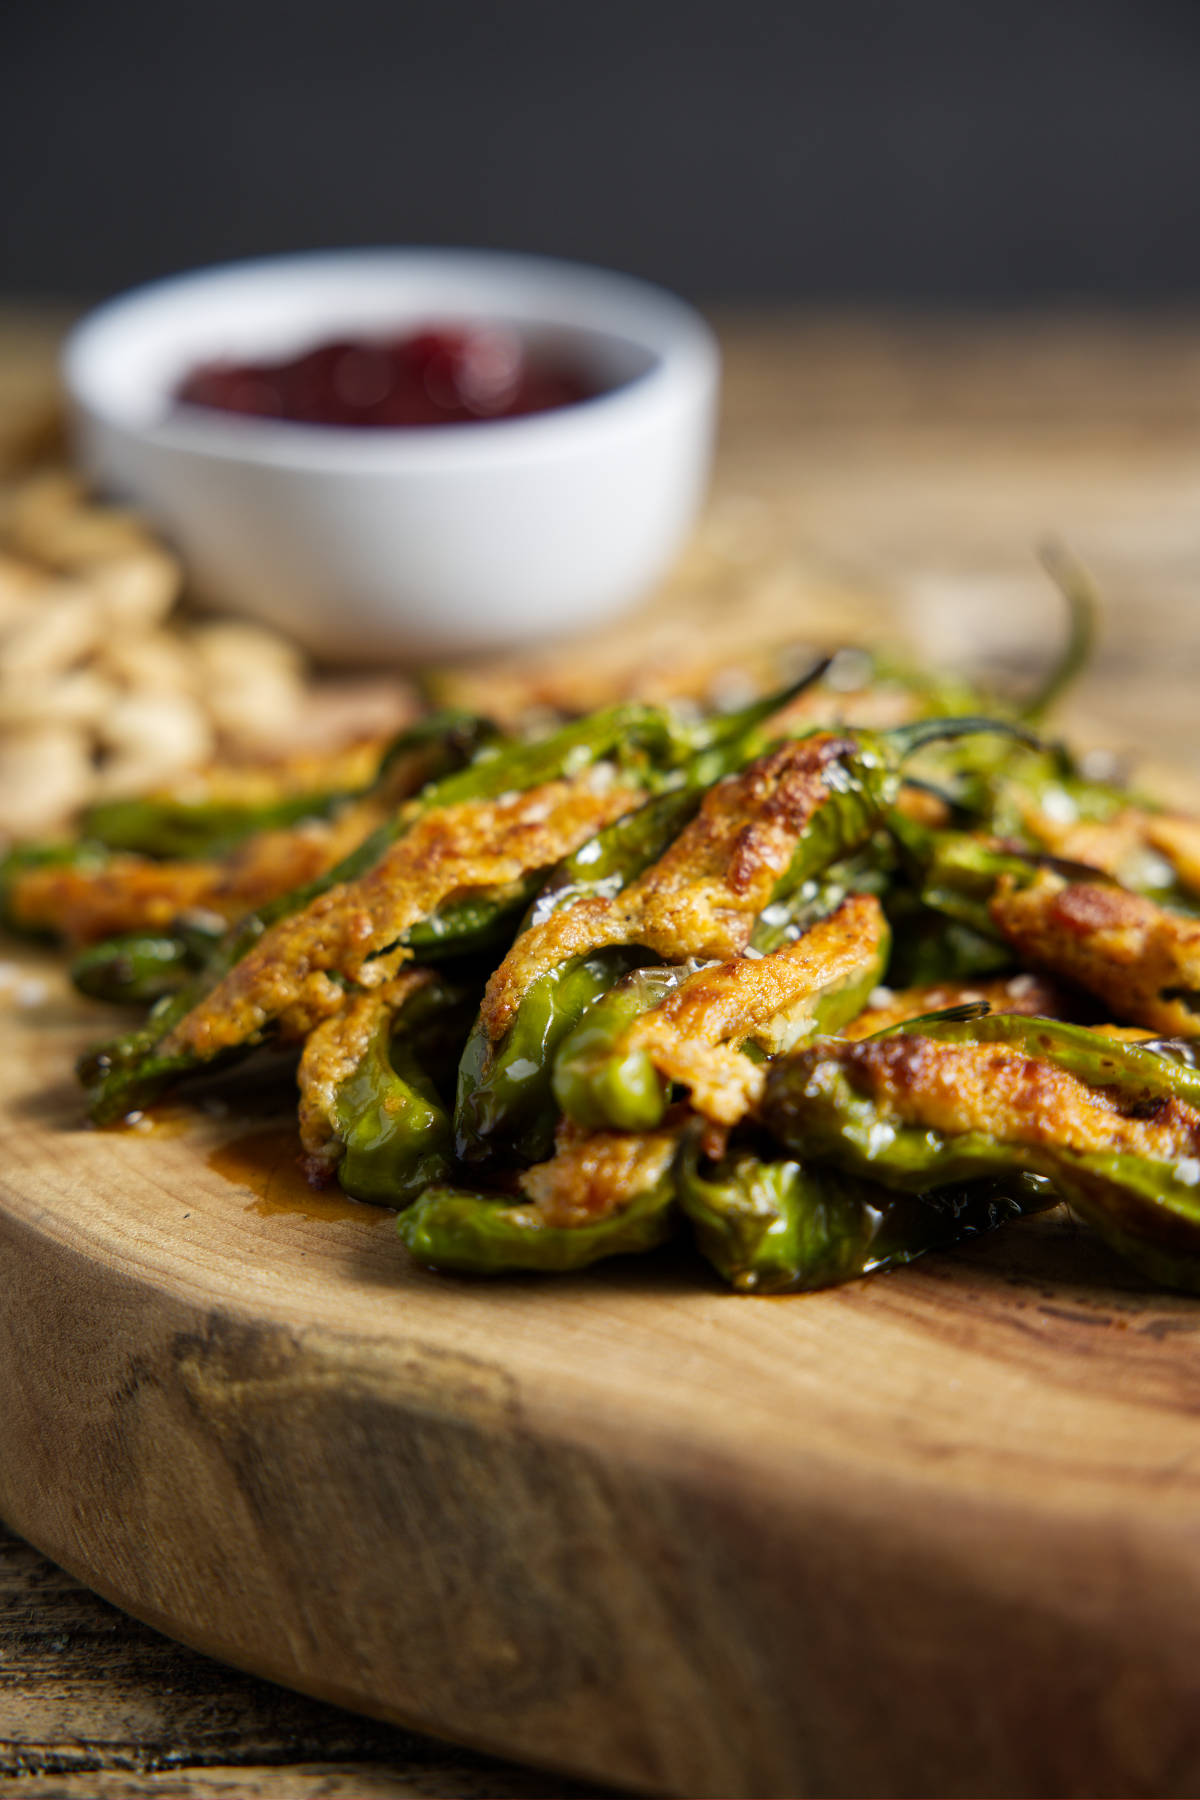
[675, 1128, 1056, 1294]
[466, 717, 1034, 1151]
[299, 971, 477, 1205]
[397, 1129, 680, 1274]
[76, 709, 497, 860]
[890, 821, 1200, 1037]
[760, 1013, 1200, 1293]
[452, 667, 837, 1166]
[80, 694, 813, 1123]
[551, 894, 890, 1133]
[70, 920, 221, 1005]
[6, 711, 499, 956]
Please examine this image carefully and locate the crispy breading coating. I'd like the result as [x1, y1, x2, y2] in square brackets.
[161, 769, 641, 1062]
[297, 968, 433, 1170]
[518, 1124, 678, 1227]
[1017, 799, 1200, 900]
[990, 872, 1200, 1036]
[840, 970, 1074, 1040]
[7, 805, 379, 945]
[621, 893, 887, 1124]
[1144, 815, 1200, 896]
[482, 733, 856, 1041]
[804, 1032, 1200, 1166]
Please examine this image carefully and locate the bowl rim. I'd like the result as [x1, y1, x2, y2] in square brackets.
[63, 246, 720, 474]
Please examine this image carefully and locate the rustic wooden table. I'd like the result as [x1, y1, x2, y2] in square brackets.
[3, 308, 1200, 1798]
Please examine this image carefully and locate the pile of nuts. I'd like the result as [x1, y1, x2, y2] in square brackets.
[0, 474, 310, 838]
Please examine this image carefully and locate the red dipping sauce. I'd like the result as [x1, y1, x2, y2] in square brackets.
[175, 325, 600, 428]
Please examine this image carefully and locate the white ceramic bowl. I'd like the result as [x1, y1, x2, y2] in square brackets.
[63, 249, 720, 662]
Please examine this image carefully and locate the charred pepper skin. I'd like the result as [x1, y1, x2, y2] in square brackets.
[675, 1131, 1056, 1294]
[396, 1170, 677, 1274]
[761, 1015, 1200, 1295]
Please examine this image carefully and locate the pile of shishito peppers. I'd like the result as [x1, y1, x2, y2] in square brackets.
[9, 559, 1200, 1297]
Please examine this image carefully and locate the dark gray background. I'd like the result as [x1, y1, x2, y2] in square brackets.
[6, 0, 1200, 305]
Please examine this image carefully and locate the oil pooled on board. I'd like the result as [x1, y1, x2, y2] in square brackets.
[208, 1125, 392, 1225]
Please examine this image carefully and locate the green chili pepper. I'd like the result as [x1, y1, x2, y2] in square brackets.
[729, 716, 1039, 908]
[454, 716, 1026, 1165]
[530, 720, 1036, 1143]
[396, 1168, 677, 1274]
[889, 820, 1113, 937]
[455, 946, 644, 1165]
[675, 1128, 1057, 1293]
[761, 1018, 1200, 1294]
[551, 965, 686, 1132]
[0, 840, 109, 935]
[70, 920, 221, 1005]
[892, 1011, 1200, 1107]
[77, 710, 497, 861]
[551, 901, 891, 1134]
[882, 888, 1015, 987]
[452, 790, 702, 1167]
[452, 665, 836, 1166]
[81, 698, 761, 1123]
[329, 977, 476, 1207]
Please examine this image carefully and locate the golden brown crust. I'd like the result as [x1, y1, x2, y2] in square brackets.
[7, 803, 381, 945]
[482, 734, 856, 1041]
[160, 769, 640, 1061]
[621, 893, 887, 1124]
[815, 1033, 1200, 1165]
[1018, 800, 1200, 900]
[1144, 814, 1200, 896]
[518, 1126, 678, 1227]
[840, 971, 1076, 1040]
[990, 872, 1200, 1036]
[296, 968, 433, 1171]
[1018, 803, 1151, 877]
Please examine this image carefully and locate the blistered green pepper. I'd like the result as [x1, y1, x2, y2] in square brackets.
[70, 920, 221, 1005]
[675, 1129, 1056, 1293]
[761, 1015, 1200, 1294]
[455, 946, 643, 1165]
[452, 667, 836, 1166]
[328, 977, 477, 1206]
[551, 900, 890, 1134]
[0, 840, 109, 935]
[551, 965, 685, 1132]
[397, 1167, 676, 1274]
[80, 697, 795, 1123]
[77, 710, 497, 861]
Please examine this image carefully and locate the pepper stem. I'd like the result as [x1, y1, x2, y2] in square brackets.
[1019, 543, 1097, 722]
[886, 716, 1041, 761]
[722, 654, 833, 736]
[865, 1000, 993, 1039]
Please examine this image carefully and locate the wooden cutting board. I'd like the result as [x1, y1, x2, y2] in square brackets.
[2, 949, 1200, 1800]
[6, 312, 1200, 1798]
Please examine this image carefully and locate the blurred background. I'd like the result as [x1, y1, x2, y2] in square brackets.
[5, 0, 1200, 306]
[5, 0, 1200, 839]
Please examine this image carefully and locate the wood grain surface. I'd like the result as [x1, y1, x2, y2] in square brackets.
[4, 310, 1200, 1799]
[0, 1518, 608, 1797]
